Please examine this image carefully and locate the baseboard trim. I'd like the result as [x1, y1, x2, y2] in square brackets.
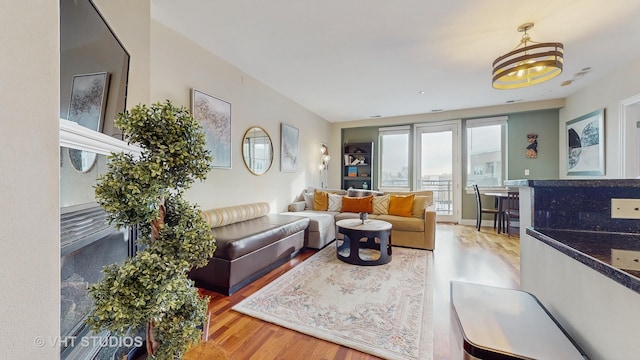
[458, 219, 499, 228]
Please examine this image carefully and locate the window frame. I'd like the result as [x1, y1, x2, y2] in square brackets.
[465, 116, 508, 190]
[378, 125, 411, 191]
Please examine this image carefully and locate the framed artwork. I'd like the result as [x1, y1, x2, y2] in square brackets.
[566, 109, 605, 176]
[67, 72, 110, 172]
[280, 123, 299, 172]
[191, 89, 232, 169]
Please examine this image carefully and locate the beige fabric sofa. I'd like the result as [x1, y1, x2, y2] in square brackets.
[284, 188, 437, 250]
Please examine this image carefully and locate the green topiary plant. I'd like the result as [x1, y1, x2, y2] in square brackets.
[86, 100, 217, 360]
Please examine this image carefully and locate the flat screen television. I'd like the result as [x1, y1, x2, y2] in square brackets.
[60, 0, 130, 140]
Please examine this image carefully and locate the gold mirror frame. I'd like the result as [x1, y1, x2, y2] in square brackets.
[242, 126, 273, 175]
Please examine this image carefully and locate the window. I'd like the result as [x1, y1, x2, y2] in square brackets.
[466, 117, 507, 187]
[379, 126, 410, 190]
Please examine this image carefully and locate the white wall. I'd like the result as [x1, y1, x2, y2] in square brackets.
[560, 57, 640, 178]
[150, 21, 331, 211]
[0, 1, 60, 359]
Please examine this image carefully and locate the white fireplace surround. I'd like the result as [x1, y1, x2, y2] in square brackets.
[60, 118, 142, 156]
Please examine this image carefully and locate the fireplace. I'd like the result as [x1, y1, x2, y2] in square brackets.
[60, 147, 139, 360]
[60, 202, 136, 360]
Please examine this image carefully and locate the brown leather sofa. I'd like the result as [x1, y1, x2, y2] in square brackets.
[188, 202, 309, 295]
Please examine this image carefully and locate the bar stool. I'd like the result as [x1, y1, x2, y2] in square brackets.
[505, 192, 520, 237]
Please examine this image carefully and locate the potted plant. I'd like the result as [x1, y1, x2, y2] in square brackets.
[86, 100, 217, 360]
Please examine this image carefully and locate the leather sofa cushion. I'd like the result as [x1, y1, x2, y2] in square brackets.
[212, 214, 309, 260]
[202, 202, 270, 228]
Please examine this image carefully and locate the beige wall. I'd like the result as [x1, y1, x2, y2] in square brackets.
[150, 21, 331, 211]
[560, 57, 640, 179]
[0, 1, 60, 359]
[93, 0, 151, 107]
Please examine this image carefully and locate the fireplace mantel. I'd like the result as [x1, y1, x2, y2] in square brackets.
[60, 118, 142, 156]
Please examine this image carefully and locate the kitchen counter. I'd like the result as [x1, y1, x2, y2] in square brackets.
[527, 228, 640, 293]
[505, 179, 640, 188]
[517, 179, 640, 359]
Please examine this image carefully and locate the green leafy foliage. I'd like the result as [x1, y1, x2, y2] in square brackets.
[87, 100, 217, 359]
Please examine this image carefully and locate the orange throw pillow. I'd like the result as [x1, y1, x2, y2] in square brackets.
[388, 194, 415, 217]
[341, 195, 373, 213]
[313, 190, 329, 211]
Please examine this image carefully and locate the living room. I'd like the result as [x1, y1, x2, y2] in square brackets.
[3, 1, 640, 359]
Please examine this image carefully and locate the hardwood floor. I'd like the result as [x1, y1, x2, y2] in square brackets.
[184, 224, 520, 360]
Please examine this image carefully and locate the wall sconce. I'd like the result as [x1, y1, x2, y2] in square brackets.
[320, 144, 330, 170]
[319, 144, 330, 188]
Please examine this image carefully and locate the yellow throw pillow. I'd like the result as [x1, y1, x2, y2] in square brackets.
[341, 195, 374, 213]
[389, 194, 415, 217]
[313, 189, 329, 211]
[372, 194, 390, 215]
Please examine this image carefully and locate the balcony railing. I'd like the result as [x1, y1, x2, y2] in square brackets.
[421, 179, 452, 215]
[381, 178, 453, 215]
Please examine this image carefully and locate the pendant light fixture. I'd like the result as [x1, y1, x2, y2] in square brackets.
[492, 22, 564, 89]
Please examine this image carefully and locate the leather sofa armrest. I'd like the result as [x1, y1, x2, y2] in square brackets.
[288, 201, 306, 212]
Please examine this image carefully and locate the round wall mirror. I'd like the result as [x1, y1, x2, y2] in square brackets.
[242, 126, 273, 175]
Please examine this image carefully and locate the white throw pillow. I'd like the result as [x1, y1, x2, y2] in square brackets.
[372, 194, 390, 215]
[303, 192, 314, 210]
[328, 193, 343, 212]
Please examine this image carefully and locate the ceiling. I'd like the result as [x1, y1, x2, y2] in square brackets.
[151, 0, 640, 123]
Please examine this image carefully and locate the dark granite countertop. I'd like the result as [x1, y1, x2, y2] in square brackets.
[527, 228, 640, 293]
[505, 179, 640, 188]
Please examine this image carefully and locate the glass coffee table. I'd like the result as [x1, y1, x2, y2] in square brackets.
[335, 219, 392, 265]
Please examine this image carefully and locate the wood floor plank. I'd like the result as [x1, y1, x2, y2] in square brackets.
[185, 224, 520, 359]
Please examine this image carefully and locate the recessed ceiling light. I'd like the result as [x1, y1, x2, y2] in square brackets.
[418, 91, 425, 95]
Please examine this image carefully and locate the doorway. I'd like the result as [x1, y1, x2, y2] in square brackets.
[414, 121, 461, 223]
[620, 94, 640, 178]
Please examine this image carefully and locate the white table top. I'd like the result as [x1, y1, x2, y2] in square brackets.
[451, 281, 585, 359]
[336, 218, 392, 231]
[484, 192, 509, 197]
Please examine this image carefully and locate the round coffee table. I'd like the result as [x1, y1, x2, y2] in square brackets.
[335, 219, 392, 265]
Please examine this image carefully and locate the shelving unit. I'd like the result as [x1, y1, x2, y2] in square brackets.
[342, 142, 374, 190]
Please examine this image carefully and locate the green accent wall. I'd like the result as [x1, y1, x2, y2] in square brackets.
[342, 126, 383, 189]
[507, 109, 560, 180]
[341, 109, 560, 222]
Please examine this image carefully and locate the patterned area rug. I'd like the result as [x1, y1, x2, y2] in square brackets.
[232, 245, 433, 360]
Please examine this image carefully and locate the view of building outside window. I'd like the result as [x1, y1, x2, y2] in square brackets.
[466, 124, 502, 186]
[379, 132, 409, 189]
[420, 131, 453, 215]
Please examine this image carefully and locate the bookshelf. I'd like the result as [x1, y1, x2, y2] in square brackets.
[342, 142, 374, 190]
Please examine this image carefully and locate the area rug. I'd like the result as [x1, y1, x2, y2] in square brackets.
[232, 245, 433, 360]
